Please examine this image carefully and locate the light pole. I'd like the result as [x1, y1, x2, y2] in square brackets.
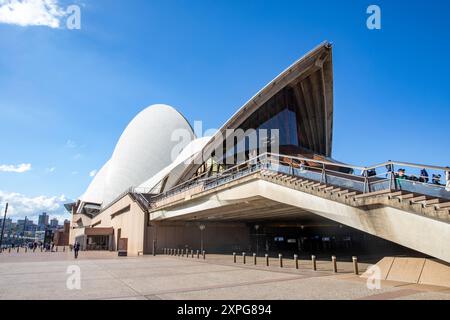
[0, 203, 8, 250]
[199, 224, 205, 252]
[255, 225, 260, 256]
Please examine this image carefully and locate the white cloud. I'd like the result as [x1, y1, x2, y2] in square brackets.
[0, 190, 72, 222]
[65, 139, 77, 148]
[0, 163, 31, 173]
[45, 167, 56, 173]
[0, 0, 66, 28]
[89, 169, 97, 177]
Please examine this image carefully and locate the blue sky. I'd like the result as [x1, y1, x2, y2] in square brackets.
[0, 0, 449, 221]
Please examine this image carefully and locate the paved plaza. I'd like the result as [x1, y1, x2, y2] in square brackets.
[0, 251, 449, 300]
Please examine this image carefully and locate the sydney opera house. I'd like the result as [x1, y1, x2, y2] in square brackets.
[67, 42, 450, 273]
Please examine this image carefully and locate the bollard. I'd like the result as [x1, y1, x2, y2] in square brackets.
[233, 252, 236, 263]
[25, 247, 27, 253]
[191, 250, 194, 258]
[265, 254, 269, 267]
[63, 246, 65, 252]
[8, 248, 11, 253]
[202, 250, 206, 260]
[311, 255, 317, 271]
[197, 250, 200, 259]
[294, 254, 299, 269]
[352, 256, 359, 275]
[332, 256, 337, 273]
[242, 252, 246, 264]
[182, 249, 185, 257]
[41, 247, 43, 252]
[279, 254, 283, 268]
[253, 253, 257, 265]
[56, 247, 58, 252]
[17, 247, 19, 253]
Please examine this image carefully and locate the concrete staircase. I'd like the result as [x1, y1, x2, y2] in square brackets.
[260, 170, 450, 224]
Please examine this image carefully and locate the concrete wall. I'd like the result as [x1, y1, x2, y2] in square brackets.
[362, 257, 450, 288]
[88, 195, 146, 256]
[145, 222, 251, 254]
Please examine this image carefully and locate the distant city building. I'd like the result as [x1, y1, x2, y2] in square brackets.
[53, 221, 70, 246]
[38, 212, 49, 231]
[35, 231, 45, 243]
[50, 218, 58, 228]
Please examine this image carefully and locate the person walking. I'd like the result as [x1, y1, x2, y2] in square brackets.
[74, 241, 80, 259]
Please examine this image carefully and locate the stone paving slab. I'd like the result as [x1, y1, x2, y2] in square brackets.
[0, 252, 449, 300]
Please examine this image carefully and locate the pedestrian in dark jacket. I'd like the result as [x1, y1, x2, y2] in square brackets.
[74, 241, 80, 259]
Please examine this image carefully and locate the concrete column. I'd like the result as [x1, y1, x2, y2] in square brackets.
[242, 252, 246, 264]
[279, 254, 283, 268]
[294, 254, 299, 269]
[265, 254, 269, 266]
[332, 256, 337, 273]
[352, 256, 359, 275]
[233, 252, 236, 263]
[311, 255, 317, 271]
[253, 253, 257, 265]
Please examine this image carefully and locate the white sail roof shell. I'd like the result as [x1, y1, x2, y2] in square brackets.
[137, 136, 212, 193]
[102, 104, 194, 206]
[79, 160, 110, 204]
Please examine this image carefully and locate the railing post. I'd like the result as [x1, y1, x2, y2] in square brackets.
[311, 255, 317, 271]
[352, 256, 359, 275]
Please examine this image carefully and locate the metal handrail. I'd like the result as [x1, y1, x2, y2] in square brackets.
[148, 152, 450, 208]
